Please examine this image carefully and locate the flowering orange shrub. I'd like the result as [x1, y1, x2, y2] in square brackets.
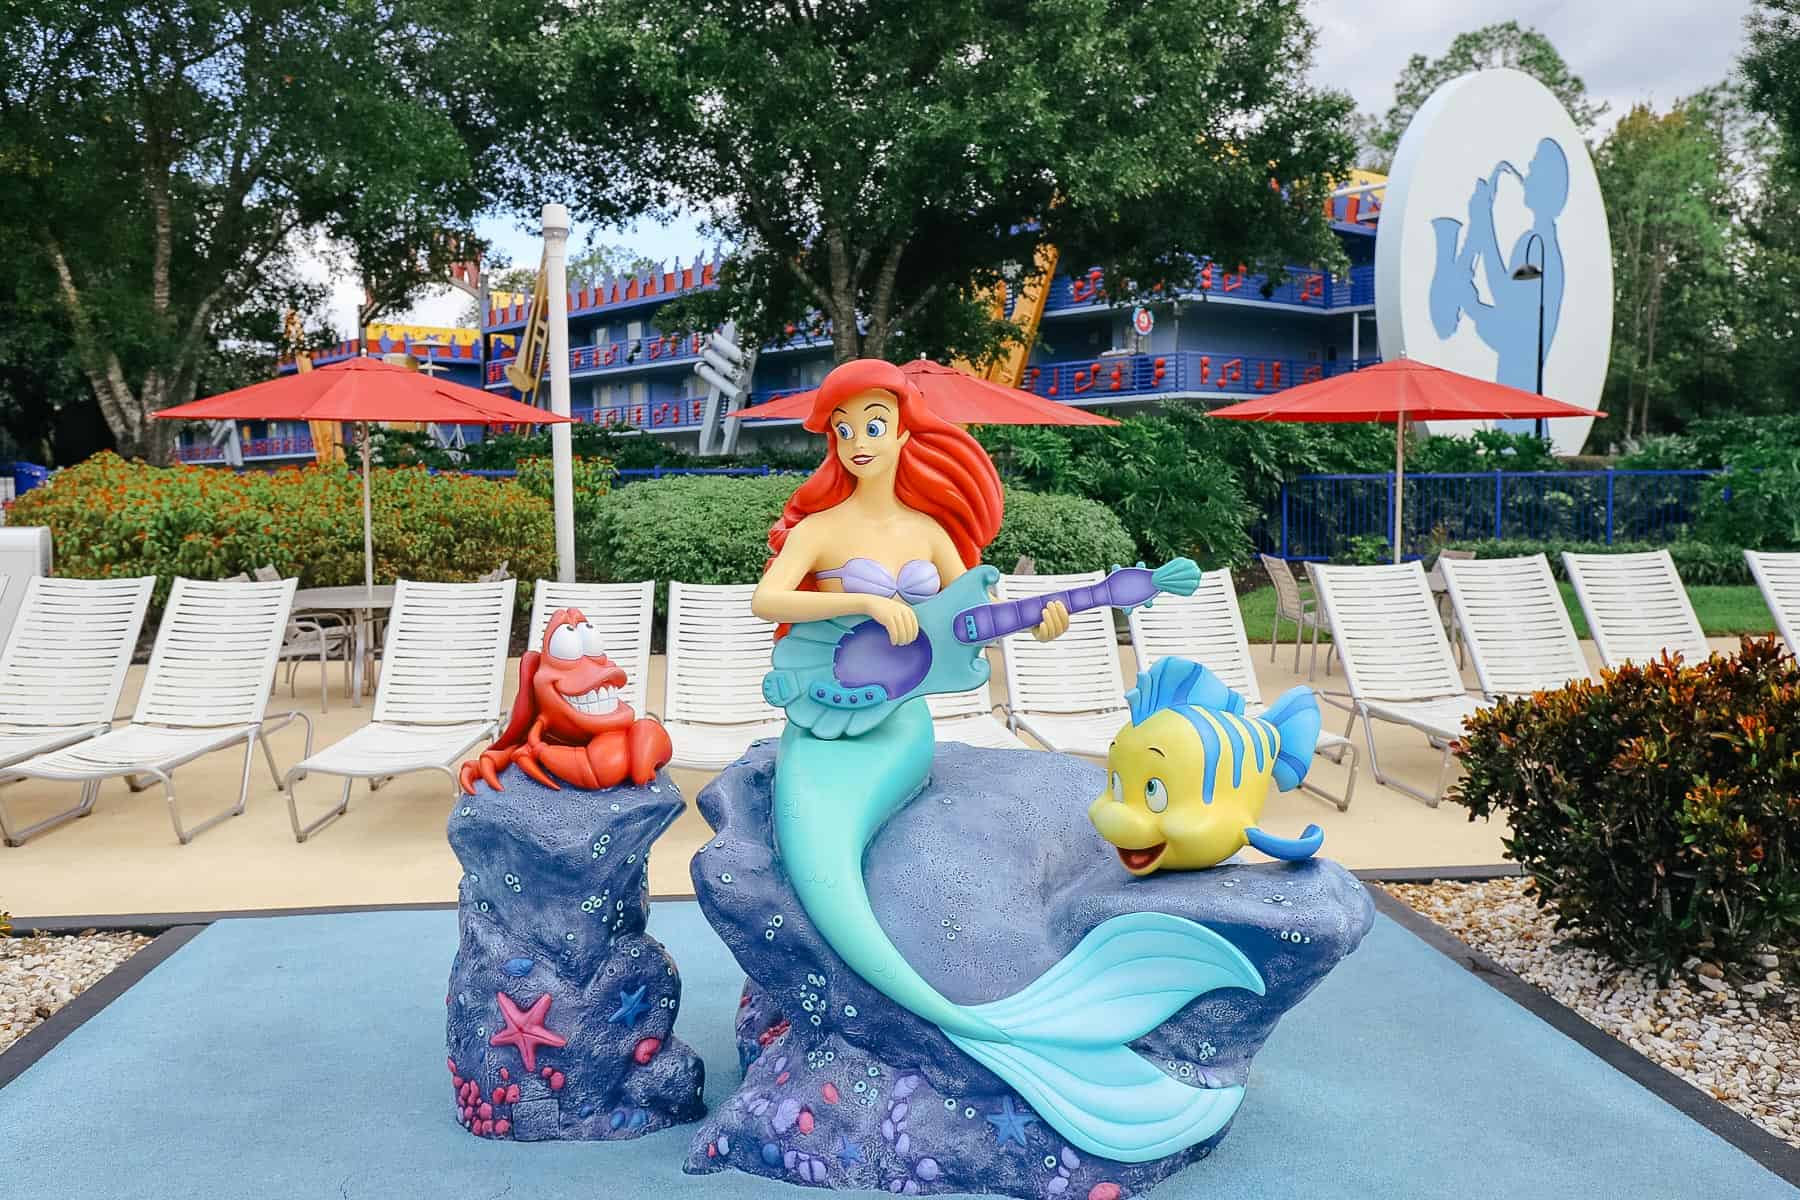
[9, 453, 554, 609]
[1455, 637, 1800, 972]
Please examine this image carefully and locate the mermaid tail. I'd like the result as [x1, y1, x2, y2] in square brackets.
[774, 700, 1266, 1163]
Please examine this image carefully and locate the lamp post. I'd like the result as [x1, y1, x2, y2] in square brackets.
[1511, 233, 1547, 441]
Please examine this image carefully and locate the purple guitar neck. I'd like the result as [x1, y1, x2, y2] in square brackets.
[953, 566, 1164, 645]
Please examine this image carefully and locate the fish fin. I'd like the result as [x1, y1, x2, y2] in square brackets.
[1261, 685, 1321, 790]
[1127, 657, 1244, 723]
[946, 912, 1262, 1162]
[1245, 823, 1325, 861]
[965, 912, 1264, 1044]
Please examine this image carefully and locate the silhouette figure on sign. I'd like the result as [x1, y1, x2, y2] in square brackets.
[1427, 137, 1569, 404]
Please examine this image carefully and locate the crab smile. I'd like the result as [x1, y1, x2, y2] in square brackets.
[562, 686, 620, 716]
[1117, 843, 1167, 873]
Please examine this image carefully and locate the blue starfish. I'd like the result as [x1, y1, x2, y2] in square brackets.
[984, 1095, 1035, 1147]
[835, 1135, 864, 1167]
[608, 985, 649, 1027]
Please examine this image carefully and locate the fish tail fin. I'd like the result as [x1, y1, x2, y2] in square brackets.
[1261, 685, 1321, 790]
[944, 912, 1263, 1163]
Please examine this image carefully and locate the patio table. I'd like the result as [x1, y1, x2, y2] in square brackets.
[292, 585, 395, 707]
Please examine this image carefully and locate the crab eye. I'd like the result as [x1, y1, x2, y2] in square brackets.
[1111, 770, 1123, 802]
[547, 624, 582, 661]
[865, 417, 887, 439]
[1144, 777, 1169, 813]
[580, 622, 606, 657]
[835, 422, 853, 441]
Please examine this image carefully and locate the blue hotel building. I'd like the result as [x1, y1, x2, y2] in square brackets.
[186, 191, 1381, 462]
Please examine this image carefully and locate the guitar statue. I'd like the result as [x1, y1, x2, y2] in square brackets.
[762, 558, 1202, 739]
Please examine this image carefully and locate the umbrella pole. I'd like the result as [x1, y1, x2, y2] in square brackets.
[1392, 416, 1405, 564]
[361, 421, 375, 593]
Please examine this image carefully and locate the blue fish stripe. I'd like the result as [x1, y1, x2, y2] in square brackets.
[1212, 707, 1249, 788]
[1180, 705, 1223, 806]
[1238, 711, 1272, 773]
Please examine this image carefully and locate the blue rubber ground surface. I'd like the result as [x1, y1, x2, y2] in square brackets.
[0, 905, 1790, 1200]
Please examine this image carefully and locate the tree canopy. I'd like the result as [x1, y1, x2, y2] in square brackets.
[475, 0, 1356, 365]
[1361, 21, 1606, 170]
[0, 0, 497, 461]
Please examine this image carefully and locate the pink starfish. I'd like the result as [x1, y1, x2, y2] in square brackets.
[489, 992, 567, 1074]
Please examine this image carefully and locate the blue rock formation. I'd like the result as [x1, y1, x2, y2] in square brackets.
[446, 765, 705, 1140]
[687, 741, 1373, 1196]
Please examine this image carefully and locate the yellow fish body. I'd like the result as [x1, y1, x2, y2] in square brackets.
[1088, 657, 1324, 875]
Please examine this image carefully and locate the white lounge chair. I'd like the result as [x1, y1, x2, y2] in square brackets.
[663, 582, 784, 770]
[997, 571, 1129, 756]
[1260, 553, 1333, 676]
[284, 579, 516, 842]
[1745, 551, 1800, 658]
[925, 673, 1026, 750]
[0, 577, 307, 843]
[246, 566, 354, 710]
[528, 580, 656, 715]
[0, 576, 156, 845]
[1563, 550, 1710, 669]
[1126, 570, 1360, 810]
[1437, 554, 1592, 698]
[1310, 562, 1485, 807]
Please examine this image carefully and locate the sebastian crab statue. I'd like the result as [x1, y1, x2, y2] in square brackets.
[459, 607, 672, 794]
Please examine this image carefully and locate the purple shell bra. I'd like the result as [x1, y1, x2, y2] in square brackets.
[814, 557, 941, 602]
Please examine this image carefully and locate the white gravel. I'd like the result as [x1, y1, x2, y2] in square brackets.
[0, 930, 153, 1055]
[1388, 877, 1799, 1149]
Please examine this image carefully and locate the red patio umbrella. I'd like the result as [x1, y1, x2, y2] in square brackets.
[733, 358, 1119, 426]
[1208, 357, 1602, 563]
[156, 357, 571, 590]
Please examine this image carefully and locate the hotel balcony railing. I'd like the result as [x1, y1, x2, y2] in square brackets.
[486, 333, 705, 386]
[1041, 261, 1375, 316]
[174, 432, 318, 463]
[1022, 350, 1380, 402]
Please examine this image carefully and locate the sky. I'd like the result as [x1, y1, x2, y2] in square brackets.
[325, 0, 1761, 333]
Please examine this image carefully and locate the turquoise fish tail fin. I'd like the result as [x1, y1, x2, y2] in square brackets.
[1261, 685, 1321, 790]
[1127, 657, 1245, 723]
[944, 912, 1264, 1163]
[1245, 823, 1325, 861]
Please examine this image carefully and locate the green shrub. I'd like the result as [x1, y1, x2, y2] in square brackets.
[977, 414, 1261, 569]
[587, 475, 1139, 616]
[512, 454, 618, 532]
[1448, 537, 1751, 586]
[984, 487, 1137, 575]
[8, 452, 554, 610]
[1696, 448, 1800, 552]
[586, 474, 800, 610]
[1454, 638, 1800, 973]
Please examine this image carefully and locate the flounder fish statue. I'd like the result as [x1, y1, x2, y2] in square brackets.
[1091, 657, 1326, 874]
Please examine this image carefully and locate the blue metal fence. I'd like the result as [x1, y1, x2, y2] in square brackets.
[1269, 469, 1722, 560]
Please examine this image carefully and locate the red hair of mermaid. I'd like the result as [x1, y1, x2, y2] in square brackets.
[765, 358, 1004, 581]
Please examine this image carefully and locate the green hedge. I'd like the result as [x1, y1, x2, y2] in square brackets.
[1456, 638, 1800, 973]
[586, 475, 1137, 615]
[8, 452, 555, 611]
[1447, 538, 1751, 586]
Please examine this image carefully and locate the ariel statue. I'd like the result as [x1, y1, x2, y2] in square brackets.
[750, 359, 1263, 1164]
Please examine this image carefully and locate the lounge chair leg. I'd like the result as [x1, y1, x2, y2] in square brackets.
[1269, 612, 1279, 661]
[287, 771, 353, 843]
[0, 778, 103, 847]
[125, 773, 155, 793]
[1301, 739, 1358, 812]
[1357, 709, 1451, 808]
